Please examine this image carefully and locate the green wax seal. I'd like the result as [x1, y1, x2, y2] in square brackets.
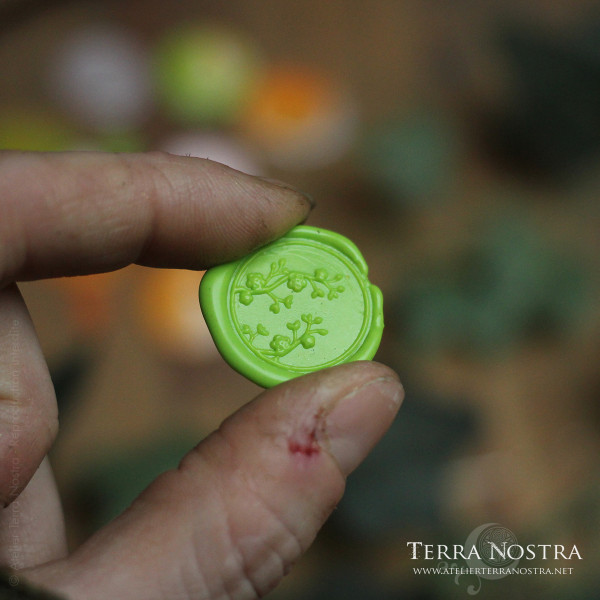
[200, 225, 384, 387]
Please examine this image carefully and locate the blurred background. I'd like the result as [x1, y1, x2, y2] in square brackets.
[1, 0, 600, 598]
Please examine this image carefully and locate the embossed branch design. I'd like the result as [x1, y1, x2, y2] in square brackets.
[236, 259, 345, 361]
[235, 259, 345, 314]
[241, 314, 328, 360]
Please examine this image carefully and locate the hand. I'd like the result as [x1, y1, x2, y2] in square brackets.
[0, 151, 403, 600]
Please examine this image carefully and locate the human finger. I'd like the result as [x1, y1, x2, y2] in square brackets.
[0, 457, 66, 569]
[0, 285, 58, 506]
[0, 151, 312, 286]
[25, 361, 403, 600]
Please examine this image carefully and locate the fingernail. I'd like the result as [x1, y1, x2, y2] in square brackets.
[256, 176, 316, 208]
[325, 376, 403, 476]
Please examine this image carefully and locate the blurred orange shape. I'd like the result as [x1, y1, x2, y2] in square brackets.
[137, 268, 218, 363]
[241, 64, 358, 170]
[51, 271, 122, 337]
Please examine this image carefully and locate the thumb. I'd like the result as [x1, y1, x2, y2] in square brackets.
[25, 361, 403, 600]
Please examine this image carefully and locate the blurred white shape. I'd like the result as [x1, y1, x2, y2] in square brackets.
[47, 24, 153, 132]
[160, 131, 263, 175]
[265, 98, 358, 171]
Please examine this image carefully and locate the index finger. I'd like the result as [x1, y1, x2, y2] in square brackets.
[0, 151, 313, 287]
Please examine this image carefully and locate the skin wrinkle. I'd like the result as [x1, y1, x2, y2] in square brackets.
[210, 440, 260, 600]
[148, 159, 249, 267]
[242, 535, 288, 597]
[181, 529, 212, 600]
[219, 511, 256, 600]
[2, 155, 130, 281]
[173, 445, 261, 600]
[6, 156, 142, 279]
[73, 156, 157, 270]
[127, 158, 170, 268]
[196, 425, 308, 598]
[140, 179, 212, 268]
[173, 433, 255, 598]
[232, 484, 298, 595]
[38, 157, 113, 237]
[162, 156, 260, 253]
[224, 491, 297, 599]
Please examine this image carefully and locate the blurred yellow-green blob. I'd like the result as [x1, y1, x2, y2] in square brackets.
[153, 24, 264, 126]
[0, 107, 76, 151]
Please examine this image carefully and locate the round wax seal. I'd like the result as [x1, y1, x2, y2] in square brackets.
[199, 226, 383, 388]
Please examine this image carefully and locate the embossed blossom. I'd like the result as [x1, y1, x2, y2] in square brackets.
[245, 273, 265, 290]
[287, 273, 308, 292]
[270, 335, 292, 353]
